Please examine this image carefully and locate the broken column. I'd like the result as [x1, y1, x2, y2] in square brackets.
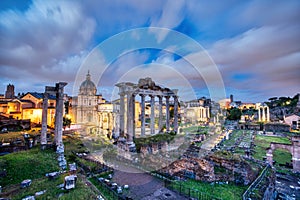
[54, 82, 67, 146]
[41, 92, 48, 150]
[54, 82, 67, 170]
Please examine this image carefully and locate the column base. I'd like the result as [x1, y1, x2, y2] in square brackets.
[40, 143, 47, 150]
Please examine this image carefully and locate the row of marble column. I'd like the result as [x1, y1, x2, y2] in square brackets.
[119, 93, 178, 142]
[258, 106, 270, 122]
[199, 107, 210, 121]
[99, 112, 114, 131]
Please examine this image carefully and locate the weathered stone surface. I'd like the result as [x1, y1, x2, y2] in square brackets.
[161, 152, 257, 185]
[161, 158, 215, 182]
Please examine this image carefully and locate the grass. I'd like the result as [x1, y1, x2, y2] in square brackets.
[170, 179, 247, 200]
[0, 147, 60, 186]
[221, 130, 243, 147]
[273, 149, 292, 166]
[182, 126, 208, 134]
[3, 174, 97, 200]
[0, 129, 41, 142]
[89, 177, 117, 200]
[134, 132, 175, 151]
[253, 135, 291, 160]
[0, 134, 105, 199]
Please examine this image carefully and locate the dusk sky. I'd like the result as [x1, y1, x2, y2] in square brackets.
[0, 0, 299, 102]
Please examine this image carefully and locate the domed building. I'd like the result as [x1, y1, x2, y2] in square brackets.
[72, 71, 114, 136]
[73, 71, 104, 125]
[79, 72, 97, 96]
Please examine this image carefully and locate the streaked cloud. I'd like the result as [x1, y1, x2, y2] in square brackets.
[0, 0, 299, 102]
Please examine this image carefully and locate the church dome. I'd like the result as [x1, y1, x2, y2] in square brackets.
[79, 71, 97, 95]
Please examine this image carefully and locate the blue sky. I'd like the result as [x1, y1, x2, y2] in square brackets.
[0, 0, 299, 102]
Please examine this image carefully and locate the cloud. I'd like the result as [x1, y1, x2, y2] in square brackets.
[0, 0, 96, 79]
[209, 23, 300, 100]
[149, 0, 186, 42]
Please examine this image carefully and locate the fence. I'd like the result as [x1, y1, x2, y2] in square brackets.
[242, 164, 271, 200]
[164, 178, 222, 200]
[93, 177, 126, 200]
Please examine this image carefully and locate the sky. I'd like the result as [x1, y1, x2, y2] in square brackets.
[0, 0, 299, 102]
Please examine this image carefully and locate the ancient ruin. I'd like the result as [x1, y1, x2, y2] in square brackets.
[115, 78, 179, 142]
[257, 103, 270, 122]
[41, 82, 67, 148]
[266, 136, 300, 172]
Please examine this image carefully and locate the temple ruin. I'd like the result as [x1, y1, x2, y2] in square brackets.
[115, 78, 179, 142]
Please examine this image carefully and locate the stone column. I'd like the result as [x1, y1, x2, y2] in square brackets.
[150, 95, 155, 135]
[41, 92, 48, 149]
[203, 107, 207, 120]
[158, 96, 163, 132]
[127, 92, 133, 142]
[258, 107, 261, 122]
[266, 106, 270, 122]
[207, 106, 210, 119]
[140, 94, 146, 136]
[174, 96, 178, 133]
[199, 108, 202, 121]
[262, 107, 266, 122]
[266, 148, 273, 166]
[54, 82, 67, 146]
[165, 96, 170, 132]
[132, 95, 136, 139]
[119, 93, 125, 137]
[99, 113, 103, 129]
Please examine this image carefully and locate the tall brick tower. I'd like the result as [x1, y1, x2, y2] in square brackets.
[5, 84, 15, 99]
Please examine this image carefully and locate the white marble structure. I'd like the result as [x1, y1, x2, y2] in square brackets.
[73, 71, 101, 125]
[115, 78, 179, 142]
[181, 99, 210, 124]
[256, 103, 270, 122]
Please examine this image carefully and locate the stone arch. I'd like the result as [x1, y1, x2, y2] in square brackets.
[266, 136, 300, 173]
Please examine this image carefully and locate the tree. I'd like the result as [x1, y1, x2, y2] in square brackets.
[226, 107, 242, 120]
[63, 116, 71, 130]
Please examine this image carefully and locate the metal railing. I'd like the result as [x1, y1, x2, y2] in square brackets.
[242, 164, 270, 200]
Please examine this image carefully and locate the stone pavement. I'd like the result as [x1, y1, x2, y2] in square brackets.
[112, 166, 188, 200]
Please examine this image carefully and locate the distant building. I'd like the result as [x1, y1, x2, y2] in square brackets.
[5, 84, 15, 99]
[284, 114, 300, 130]
[72, 71, 115, 136]
[218, 98, 231, 109]
[0, 88, 57, 128]
[72, 71, 104, 126]
[21, 92, 57, 126]
[181, 98, 210, 124]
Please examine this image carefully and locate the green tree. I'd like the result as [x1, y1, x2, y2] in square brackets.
[227, 107, 242, 120]
[63, 116, 71, 130]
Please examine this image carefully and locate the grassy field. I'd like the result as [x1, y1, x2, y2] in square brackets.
[3, 174, 97, 200]
[253, 135, 291, 160]
[0, 129, 41, 142]
[0, 135, 103, 200]
[181, 125, 208, 134]
[0, 146, 98, 199]
[0, 147, 60, 186]
[273, 148, 292, 166]
[171, 179, 247, 200]
[221, 130, 243, 147]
